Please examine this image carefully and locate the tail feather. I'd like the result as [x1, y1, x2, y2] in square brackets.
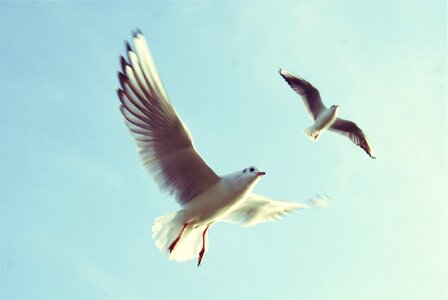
[152, 211, 209, 262]
[304, 125, 321, 141]
[152, 212, 178, 250]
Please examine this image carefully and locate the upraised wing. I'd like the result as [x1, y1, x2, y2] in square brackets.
[222, 193, 309, 227]
[279, 69, 326, 120]
[329, 118, 376, 158]
[117, 30, 220, 205]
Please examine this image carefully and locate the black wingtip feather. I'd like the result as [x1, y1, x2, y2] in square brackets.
[279, 70, 292, 85]
[278, 69, 291, 81]
[126, 41, 132, 53]
[132, 28, 143, 38]
[117, 90, 128, 107]
[120, 56, 129, 71]
[118, 72, 128, 88]
[116, 88, 124, 99]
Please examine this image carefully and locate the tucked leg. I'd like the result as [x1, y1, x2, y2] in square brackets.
[197, 225, 210, 267]
[168, 223, 189, 253]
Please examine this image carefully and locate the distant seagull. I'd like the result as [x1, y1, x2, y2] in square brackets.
[279, 69, 376, 159]
[117, 31, 324, 266]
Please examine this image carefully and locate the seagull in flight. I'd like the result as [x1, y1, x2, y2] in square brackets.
[117, 31, 323, 266]
[279, 69, 376, 159]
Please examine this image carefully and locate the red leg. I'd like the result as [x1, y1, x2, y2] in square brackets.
[168, 223, 189, 253]
[197, 225, 210, 267]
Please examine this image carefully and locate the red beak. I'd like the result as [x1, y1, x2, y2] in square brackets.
[256, 172, 266, 176]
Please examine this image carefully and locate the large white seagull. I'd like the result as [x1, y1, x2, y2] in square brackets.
[116, 31, 321, 266]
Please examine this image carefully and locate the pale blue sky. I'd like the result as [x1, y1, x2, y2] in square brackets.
[0, 1, 446, 300]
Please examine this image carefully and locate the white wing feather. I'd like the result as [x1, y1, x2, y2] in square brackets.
[222, 193, 309, 227]
[118, 31, 220, 205]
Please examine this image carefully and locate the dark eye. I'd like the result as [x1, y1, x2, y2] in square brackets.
[243, 169, 246, 173]
[250, 167, 255, 172]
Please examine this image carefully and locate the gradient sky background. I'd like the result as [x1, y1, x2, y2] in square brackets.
[0, 1, 446, 300]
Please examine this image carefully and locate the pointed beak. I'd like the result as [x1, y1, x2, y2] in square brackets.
[256, 172, 266, 176]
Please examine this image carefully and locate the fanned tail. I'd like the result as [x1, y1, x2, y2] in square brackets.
[304, 125, 321, 141]
[152, 211, 209, 262]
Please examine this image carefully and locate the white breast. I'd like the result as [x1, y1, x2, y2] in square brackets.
[314, 107, 339, 131]
[183, 175, 260, 226]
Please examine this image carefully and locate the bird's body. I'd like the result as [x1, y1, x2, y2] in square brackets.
[279, 69, 376, 158]
[305, 106, 340, 141]
[152, 169, 264, 264]
[182, 172, 261, 227]
[117, 32, 321, 266]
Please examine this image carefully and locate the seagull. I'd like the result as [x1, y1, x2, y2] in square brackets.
[117, 31, 324, 266]
[279, 69, 376, 159]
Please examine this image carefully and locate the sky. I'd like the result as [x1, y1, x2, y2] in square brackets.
[0, 1, 446, 300]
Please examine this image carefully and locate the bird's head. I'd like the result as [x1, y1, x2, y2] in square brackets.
[331, 105, 340, 111]
[241, 166, 266, 181]
[224, 166, 266, 194]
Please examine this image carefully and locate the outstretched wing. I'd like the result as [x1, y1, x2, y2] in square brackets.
[329, 118, 376, 158]
[221, 193, 309, 227]
[279, 69, 326, 120]
[117, 30, 220, 205]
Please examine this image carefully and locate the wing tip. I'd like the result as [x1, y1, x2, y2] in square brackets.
[116, 87, 125, 100]
[279, 68, 286, 77]
[125, 41, 133, 53]
[279, 69, 300, 85]
[279, 68, 293, 78]
[363, 138, 376, 159]
[359, 142, 377, 159]
[132, 28, 143, 38]
[118, 72, 128, 88]
[120, 56, 129, 71]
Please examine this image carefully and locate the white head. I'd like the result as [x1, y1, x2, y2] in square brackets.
[225, 166, 266, 194]
[330, 105, 340, 111]
[241, 166, 266, 180]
